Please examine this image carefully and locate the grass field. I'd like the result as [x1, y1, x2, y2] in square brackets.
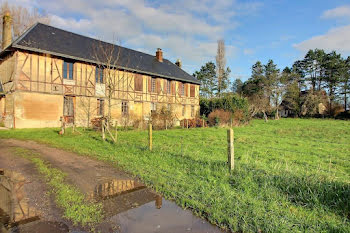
[1, 119, 349, 232]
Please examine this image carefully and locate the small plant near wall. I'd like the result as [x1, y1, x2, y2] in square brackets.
[150, 105, 175, 130]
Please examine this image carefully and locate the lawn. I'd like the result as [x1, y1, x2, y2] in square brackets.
[1, 119, 349, 232]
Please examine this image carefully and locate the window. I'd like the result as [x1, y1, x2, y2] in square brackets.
[166, 80, 171, 94]
[190, 85, 195, 97]
[191, 105, 195, 117]
[63, 61, 74, 80]
[122, 101, 128, 116]
[151, 78, 156, 93]
[95, 67, 104, 84]
[182, 105, 186, 116]
[167, 104, 171, 112]
[97, 99, 104, 116]
[151, 102, 157, 113]
[179, 82, 184, 96]
[135, 74, 143, 91]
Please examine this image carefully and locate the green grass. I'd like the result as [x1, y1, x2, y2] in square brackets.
[2, 119, 350, 232]
[13, 147, 103, 227]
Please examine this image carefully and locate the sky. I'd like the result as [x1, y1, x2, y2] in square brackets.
[9, 0, 350, 82]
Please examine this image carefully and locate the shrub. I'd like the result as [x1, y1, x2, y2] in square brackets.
[200, 93, 250, 125]
[208, 109, 232, 126]
[150, 106, 175, 130]
[180, 117, 207, 128]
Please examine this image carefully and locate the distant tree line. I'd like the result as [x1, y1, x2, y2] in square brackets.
[194, 48, 350, 120]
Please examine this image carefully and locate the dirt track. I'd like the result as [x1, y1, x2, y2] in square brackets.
[2, 139, 135, 195]
[0, 140, 79, 232]
[0, 139, 223, 233]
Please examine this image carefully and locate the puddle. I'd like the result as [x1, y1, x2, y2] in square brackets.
[11, 221, 69, 233]
[0, 170, 40, 232]
[1, 170, 223, 233]
[93, 179, 224, 233]
[0, 170, 70, 233]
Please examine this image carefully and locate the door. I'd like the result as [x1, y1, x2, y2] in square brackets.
[63, 96, 75, 124]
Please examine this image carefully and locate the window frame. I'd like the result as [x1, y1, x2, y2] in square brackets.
[63, 61, 74, 80]
[151, 102, 157, 113]
[179, 82, 185, 96]
[151, 77, 156, 93]
[182, 105, 186, 116]
[121, 101, 129, 116]
[166, 80, 171, 94]
[95, 67, 104, 84]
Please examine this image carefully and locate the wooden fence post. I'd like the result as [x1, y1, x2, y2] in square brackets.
[60, 116, 65, 135]
[148, 123, 152, 151]
[115, 124, 118, 142]
[227, 129, 234, 171]
[186, 119, 189, 129]
[102, 119, 106, 141]
[72, 119, 76, 133]
[202, 118, 205, 128]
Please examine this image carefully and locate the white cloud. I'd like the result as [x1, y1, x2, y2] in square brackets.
[8, 0, 262, 74]
[322, 5, 350, 19]
[294, 5, 350, 54]
[293, 24, 350, 53]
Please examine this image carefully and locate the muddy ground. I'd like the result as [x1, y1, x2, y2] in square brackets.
[0, 139, 223, 233]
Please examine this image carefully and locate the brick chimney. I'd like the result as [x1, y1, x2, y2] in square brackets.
[175, 59, 182, 69]
[2, 10, 12, 50]
[156, 48, 163, 62]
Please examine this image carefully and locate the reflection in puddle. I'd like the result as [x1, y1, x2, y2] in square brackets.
[89, 179, 146, 200]
[94, 179, 223, 233]
[0, 170, 40, 232]
[0, 170, 70, 233]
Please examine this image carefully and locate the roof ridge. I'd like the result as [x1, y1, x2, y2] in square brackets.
[34, 23, 159, 60]
[9, 22, 201, 84]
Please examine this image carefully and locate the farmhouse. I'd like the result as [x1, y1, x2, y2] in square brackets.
[0, 12, 200, 128]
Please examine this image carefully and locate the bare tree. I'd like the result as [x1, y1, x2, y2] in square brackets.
[92, 39, 131, 128]
[216, 39, 225, 95]
[0, 1, 50, 43]
[215, 39, 231, 96]
[248, 94, 270, 122]
[77, 97, 94, 128]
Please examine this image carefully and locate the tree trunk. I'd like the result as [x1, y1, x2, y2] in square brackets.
[275, 110, 279, 120]
[263, 111, 268, 122]
[344, 92, 347, 111]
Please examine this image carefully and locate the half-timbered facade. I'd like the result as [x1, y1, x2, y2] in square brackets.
[0, 19, 200, 128]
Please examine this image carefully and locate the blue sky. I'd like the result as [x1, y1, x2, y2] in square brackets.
[11, 0, 350, 81]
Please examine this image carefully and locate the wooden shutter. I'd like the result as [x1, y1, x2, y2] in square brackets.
[185, 84, 189, 97]
[148, 77, 152, 92]
[171, 81, 175, 95]
[156, 79, 161, 93]
[178, 82, 182, 96]
[135, 74, 143, 91]
[190, 85, 195, 97]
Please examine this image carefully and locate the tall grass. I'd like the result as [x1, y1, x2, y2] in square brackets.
[2, 119, 349, 232]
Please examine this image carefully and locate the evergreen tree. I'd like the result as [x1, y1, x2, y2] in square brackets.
[193, 62, 216, 98]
